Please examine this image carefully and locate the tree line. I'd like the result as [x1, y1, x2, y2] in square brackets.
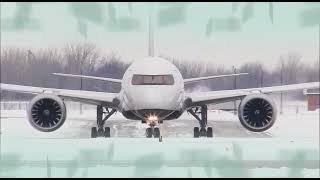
[1, 43, 319, 100]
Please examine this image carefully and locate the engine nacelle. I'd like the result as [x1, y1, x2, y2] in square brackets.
[238, 94, 277, 132]
[27, 94, 67, 132]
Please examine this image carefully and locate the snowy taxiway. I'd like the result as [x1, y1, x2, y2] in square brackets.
[0, 106, 319, 177]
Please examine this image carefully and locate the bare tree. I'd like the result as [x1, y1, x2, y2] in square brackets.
[94, 53, 129, 93]
[62, 43, 99, 90]
[278, 52, 302, 85]
[1, 46, 318, 101]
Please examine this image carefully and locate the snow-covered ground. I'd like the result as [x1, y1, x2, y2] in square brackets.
[1, 107, 318, 139]
[0, 102, 319, 178]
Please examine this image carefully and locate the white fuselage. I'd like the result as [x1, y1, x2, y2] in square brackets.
[117, 57, 185, 121]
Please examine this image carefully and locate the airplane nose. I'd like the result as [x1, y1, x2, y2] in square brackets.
[127, 87, 180, 110]
[141, 91, 163, 106]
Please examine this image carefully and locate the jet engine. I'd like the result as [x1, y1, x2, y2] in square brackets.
[27, 94, 67, 132]
[238, 94, 277, 132]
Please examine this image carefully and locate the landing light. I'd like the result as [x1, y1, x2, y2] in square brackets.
[148, 115, 158, 122]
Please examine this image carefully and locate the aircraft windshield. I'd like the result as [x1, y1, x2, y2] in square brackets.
[132, 74, 174, 85]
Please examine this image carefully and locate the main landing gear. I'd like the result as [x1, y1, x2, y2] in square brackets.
[91, 106, 116, 138]
[187, 105, 213, 138]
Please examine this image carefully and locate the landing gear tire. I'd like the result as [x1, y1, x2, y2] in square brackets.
[97, 128, 104, 137]
[207, 127, 213, 137]
[200, 128, 207, 137]
[146, 128, 153, 138]
[104, 127, 111, 138]
[194, 127, 213, 138]
[91, 127, 97, 138]
[153, 128, 160, 138]
[194, 127, 200, 138]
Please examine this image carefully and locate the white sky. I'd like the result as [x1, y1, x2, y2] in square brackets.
[1, 2, 319, 70]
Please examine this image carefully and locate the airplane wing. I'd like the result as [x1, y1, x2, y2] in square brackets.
[184, 73, 248, 84]
[52, 73, 122, 84]
[185, 82, 320, 107]
[0, 83, 119, 107]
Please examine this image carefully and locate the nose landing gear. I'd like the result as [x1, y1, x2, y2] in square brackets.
[188, 105, 213, 138]
[144, 118, 162, 141]
[145, 126, 160, 138]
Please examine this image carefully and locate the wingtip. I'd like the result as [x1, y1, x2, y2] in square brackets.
[234, 72, 249, 76]
[52, 73, 64, 76]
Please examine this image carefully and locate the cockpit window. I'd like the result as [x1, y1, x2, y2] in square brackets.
[132, 74, 174, 85]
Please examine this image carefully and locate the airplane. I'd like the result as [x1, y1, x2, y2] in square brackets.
[1, 56, 319, 138]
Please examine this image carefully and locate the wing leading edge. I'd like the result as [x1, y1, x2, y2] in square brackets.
[0, 83, 119, 107]
[184, 73, 249, 84]
[52, 73, 122, 84]
[185, 82, 320, 107]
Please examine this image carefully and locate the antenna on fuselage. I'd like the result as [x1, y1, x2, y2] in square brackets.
[148, 3, 155, 57]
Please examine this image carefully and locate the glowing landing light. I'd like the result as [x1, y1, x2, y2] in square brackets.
[147, 115, 158, 123]
[148, 115, 158, 121]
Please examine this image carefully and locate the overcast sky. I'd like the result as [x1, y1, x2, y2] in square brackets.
[1, 2, 319, 70]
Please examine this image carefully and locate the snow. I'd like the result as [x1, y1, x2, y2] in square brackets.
[0, 102, 319, 177]
[1, 137, 319, 177]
